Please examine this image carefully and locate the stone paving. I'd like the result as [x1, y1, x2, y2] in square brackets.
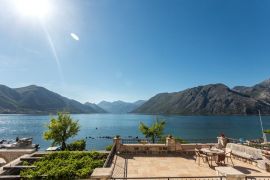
[112, 154, 270, 178]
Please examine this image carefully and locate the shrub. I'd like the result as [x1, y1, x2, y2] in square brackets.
[105, 144, 113, 151]
[20, 151, 107, 179]
[67, 139, 86, 151]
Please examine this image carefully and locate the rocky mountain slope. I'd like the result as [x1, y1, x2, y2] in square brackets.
[84, 102, 107, 113]
[233, 79, 270, 105]
[0, 85, 101, 114]
[133, 80, 270, 115]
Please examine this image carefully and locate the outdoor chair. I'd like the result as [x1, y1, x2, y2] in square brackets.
[216, 153, 226, 166]
[195, 148, 208, 165]
[225, 148, 234, 166]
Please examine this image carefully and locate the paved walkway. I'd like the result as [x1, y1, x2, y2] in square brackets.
[112, 154, 270, 178]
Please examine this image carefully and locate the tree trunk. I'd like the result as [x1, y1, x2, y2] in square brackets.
[62, 141, 66, 150]
[152, 136, 155, 143]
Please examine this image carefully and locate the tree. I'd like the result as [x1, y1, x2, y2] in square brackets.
[44, 112, 80, 150]
[139, 118, 166, 143]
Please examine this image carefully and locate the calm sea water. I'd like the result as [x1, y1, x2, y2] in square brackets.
[0, 114, 270, 150]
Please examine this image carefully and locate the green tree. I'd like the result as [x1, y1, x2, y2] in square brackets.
[44, 112, 80, 150]
[139, 118, 165, 143]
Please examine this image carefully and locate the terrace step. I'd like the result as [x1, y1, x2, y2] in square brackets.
[0, 175, 20, 179]
[20, 157, 41, 161]
[3, 166, 36, 170]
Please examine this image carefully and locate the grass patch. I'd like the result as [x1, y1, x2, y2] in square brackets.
[20, 151, 107, 179]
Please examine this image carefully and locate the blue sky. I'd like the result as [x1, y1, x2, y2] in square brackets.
[0, 0, 270, 103]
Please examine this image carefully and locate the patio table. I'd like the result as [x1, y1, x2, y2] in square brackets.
[200, 148, 225, 166]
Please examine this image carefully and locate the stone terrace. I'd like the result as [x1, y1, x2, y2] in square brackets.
[112, 154, 270, 178]
[91, 137, 270, 180]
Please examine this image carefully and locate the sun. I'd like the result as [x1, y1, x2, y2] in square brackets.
[15, 0, 51, 19]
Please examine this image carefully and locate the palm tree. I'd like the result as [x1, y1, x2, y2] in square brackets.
[139, 118, 165, 143]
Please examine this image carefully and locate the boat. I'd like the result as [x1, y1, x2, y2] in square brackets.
[46, 146, 61, 151]
[0, 137, 39, 150]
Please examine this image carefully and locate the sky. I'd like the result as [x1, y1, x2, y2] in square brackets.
[0, 0, 270, 103]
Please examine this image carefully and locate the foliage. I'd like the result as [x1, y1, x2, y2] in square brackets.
[67, 139, 86, 151]
[20, 151, 107, 179]
[105, 144, 113, 151]
[264, 130, 270, 134]
[22, 161, 30, 166]
[44, 112, 80, 150]
[139, 118, 165, 143]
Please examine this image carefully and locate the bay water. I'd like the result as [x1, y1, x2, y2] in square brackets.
[0, 114, 269, 150]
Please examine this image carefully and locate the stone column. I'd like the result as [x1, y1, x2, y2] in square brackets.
[113, 136, 122, 152]
[166, 135, 176, 153]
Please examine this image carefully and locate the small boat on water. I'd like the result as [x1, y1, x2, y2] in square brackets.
[46, 146, 61, 151]
[0, 137, 39, 150]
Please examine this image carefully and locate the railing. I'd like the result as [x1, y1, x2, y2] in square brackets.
[121, 138, 220, 144]
[121, 138, 164, 144]
[246, 176, 270, 180]
[120, 137, 253, 145]
[111, 176, 225, 180]
[184, 137, 243, 144]
[183, 138, 217, 144]
[227, 138, 241, 144]
[103, 143, 117, 168]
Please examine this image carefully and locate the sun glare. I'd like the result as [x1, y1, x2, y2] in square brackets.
[15, 0, 51, 19]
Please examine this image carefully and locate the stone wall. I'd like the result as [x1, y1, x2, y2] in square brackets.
[0, 149, 36, 163]
[115, 136, 216, 155]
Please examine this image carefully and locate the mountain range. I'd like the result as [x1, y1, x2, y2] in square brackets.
[97, 100, 145, 113]
[0, 85, 99, 114]
[132, 79, 270, 115]
[1, 78, 270, 115]
[84, 102, 107, 113]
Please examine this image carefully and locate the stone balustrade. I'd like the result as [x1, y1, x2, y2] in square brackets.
[115, 136, 216, 155]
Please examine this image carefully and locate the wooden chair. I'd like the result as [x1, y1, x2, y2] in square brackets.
[195, 148, 208, 165]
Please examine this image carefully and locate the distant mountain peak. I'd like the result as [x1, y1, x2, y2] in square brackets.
[0, 84, 104, 114]
[258, 79, 270, 87]
[97, 100, 146, 113]
[84, 102, 107, 113]
[20, 84, 42, 89]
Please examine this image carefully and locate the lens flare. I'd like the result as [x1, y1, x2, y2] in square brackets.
[70, 33, 80, 41]
[41, 23, 64, 83]
[15, 0, 51, 19]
